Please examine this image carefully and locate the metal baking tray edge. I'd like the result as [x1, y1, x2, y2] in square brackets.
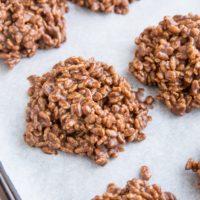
[0, 161, 21, 200]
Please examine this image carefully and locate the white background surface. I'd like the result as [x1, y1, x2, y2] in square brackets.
[0, 0, 200, 199]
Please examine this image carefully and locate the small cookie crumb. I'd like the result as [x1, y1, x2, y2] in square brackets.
[70, 0, 137, 15]
[186, 158, 200, 186]
[140, 165, 151, 181]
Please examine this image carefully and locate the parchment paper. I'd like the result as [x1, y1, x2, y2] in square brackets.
[0, 0, 200, 199]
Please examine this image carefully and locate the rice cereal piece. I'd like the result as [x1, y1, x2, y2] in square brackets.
[140, 165, 152, 181]
[186, 158, 200, 186]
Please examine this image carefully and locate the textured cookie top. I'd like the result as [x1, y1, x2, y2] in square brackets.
[24, 57, 152, 165]
[130, 14, 200, 115]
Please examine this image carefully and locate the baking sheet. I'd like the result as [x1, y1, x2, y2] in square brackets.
[0, 0, 200, 199]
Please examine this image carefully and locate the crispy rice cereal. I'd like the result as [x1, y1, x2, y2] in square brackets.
[24, 57, 152, 166]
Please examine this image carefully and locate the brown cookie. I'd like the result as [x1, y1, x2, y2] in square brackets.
[93, 166, 176, 199]
[0, 0, 68, 69]
[24, 57, 153, 166]
[130, 14, 200, 116]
